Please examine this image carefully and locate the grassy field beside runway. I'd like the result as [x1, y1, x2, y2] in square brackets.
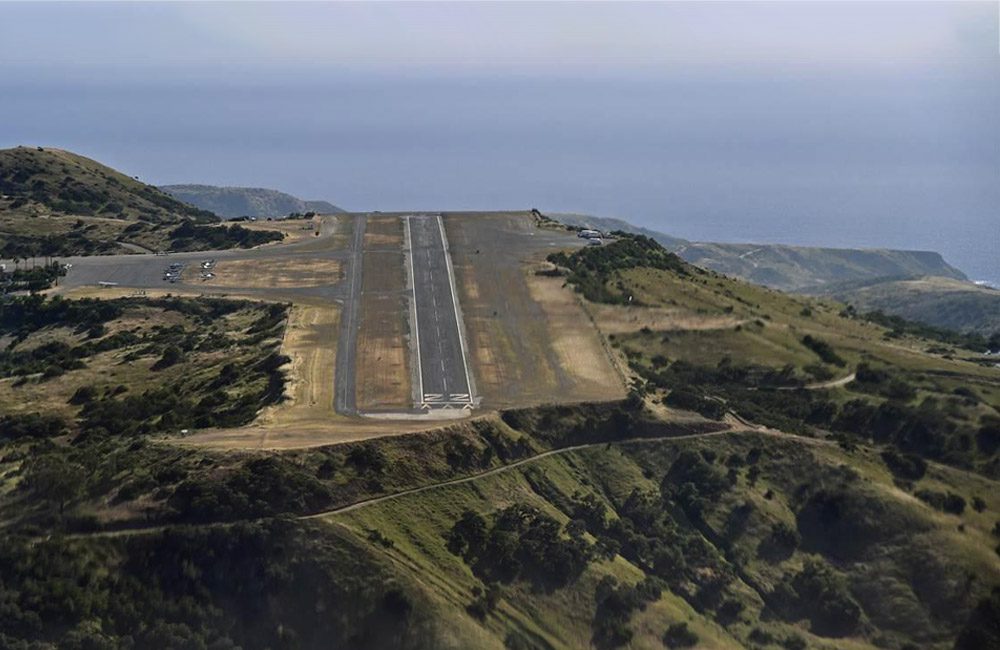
[364, 214, 404, 248]
[445, 213, 624, 408]
[356, 216, 412, 411]
[191, 257, 342, 289]
[525, 271, 627, 400]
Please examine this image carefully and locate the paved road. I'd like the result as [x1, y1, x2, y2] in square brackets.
[333, 215, 366, 415]
[407, 215, 475, 410]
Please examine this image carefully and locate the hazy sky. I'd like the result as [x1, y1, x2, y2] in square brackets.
[2, 2, 996, 76]
[2, 2, 998, 281]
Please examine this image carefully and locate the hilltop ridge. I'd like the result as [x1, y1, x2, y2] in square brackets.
[0, 146, 215, 223]
[0, 147, 284, 257]
[552, 212, 967, 291]
[160, 183, 346, 219]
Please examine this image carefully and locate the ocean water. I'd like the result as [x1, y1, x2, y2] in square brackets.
[3, 71, 998, 285]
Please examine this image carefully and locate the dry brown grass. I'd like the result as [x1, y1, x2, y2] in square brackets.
[526, 272, 626, 400]
[53, 286, 201, 300]
[360, 251, 404, 293]
[356, 245, 411, 410]
[174, 413, 486, 450]
[587, 302, 744, 334]
[357, 292, 411, 410]
[191, 257, 342, 289]
[363, 215, 403, 248]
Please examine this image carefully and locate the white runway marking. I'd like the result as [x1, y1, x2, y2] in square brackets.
[404, 217, 424, 403]
[436, 215, 475, 406]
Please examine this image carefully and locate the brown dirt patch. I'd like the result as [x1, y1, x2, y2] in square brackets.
[526, 272, 626, 399]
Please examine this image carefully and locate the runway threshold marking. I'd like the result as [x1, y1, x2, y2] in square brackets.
[436, 214, 475, 407]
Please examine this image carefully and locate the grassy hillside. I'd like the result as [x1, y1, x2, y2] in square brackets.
[2, 408, 996, 649]
[550, 234, 1000, 477]
[678, 242, 967, 291]
[0, 147, 284, 256]
[548, 212, 968, 292]
[332, 429, 1000, 650]
[1, 235, 998, 649]
[811, 276, 1000, 336]
[160, 184, 346, 219]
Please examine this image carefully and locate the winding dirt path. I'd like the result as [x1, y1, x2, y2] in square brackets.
[303, 429, 734, 520]
[799, 371, 856, 390]
[42, 428, 745, 541]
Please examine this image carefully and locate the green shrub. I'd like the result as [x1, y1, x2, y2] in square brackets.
[880, 449, 927, 480]
[663, 622, 698, 648]
[915, 489, 966, 515]
[801, 335, 846, 367]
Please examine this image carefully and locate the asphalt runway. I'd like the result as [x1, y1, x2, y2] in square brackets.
[333, 214, 365, 415]
[407, 215, 475, 410]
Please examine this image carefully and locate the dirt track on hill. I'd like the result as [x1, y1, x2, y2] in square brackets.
[42, 423, 837, 541]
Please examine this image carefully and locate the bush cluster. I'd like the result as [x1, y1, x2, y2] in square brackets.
[547, 234, 688, 304]
[446, 504, 593, 589]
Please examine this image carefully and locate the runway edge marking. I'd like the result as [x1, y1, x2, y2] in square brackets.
[404, 216, 427, 410]
[436, 214, 477, 406]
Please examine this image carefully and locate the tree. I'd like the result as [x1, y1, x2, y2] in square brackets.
[151, 345, 183, 370]
[26, 455, 85, 514]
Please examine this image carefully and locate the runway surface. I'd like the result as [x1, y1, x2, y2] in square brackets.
[406, 215, 475, 410]
[333, 215, 365, 415]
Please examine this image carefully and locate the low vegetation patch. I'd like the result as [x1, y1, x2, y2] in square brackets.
[548, 233, 688, 304]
